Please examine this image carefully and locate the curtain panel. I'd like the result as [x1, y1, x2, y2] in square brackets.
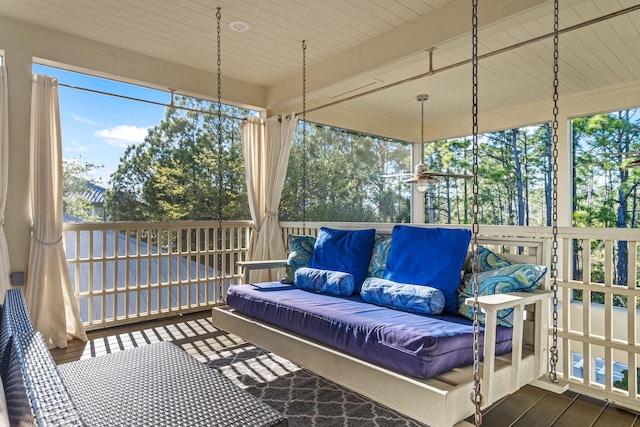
[0, 67, 10, 301]
[26, 74, 87, 348]
[243, 115, 297, 282]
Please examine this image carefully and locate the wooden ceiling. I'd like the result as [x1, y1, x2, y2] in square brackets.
[0, 0, 638, 141]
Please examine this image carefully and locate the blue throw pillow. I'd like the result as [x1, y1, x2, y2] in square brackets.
[361, 277, 445, 315]
[466, 245, 512, 273]
[457, 263, 547, 326]
[384, 225, 471, 313]
[281, 234, 316, 284]
[310, 227, 376, 292]
[366, 235, 392, 278]
[294, 267, 355, 296]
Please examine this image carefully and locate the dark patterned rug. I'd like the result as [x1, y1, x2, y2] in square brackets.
[208, 344, 426, 427]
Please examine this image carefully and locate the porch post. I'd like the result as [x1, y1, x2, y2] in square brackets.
[410, 143, 425, 223]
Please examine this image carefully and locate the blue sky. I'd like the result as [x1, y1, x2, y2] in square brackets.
[33, 64, 168, 186]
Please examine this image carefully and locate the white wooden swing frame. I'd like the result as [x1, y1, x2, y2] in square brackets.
[213, 237, 551, 427]
[212, 2, 563, 426]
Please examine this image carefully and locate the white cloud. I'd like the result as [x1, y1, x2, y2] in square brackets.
[64, 139, 90, 152]
[70, 113, 99, 125]
[95, 125, 149, 149]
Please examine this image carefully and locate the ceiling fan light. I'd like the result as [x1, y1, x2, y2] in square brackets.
[414, 180, 430, 193]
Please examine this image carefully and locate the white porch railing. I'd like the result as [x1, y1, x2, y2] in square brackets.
[281, 222, 640, 412]
[63, 221, 252, 330]
[64, 220, 640, 412]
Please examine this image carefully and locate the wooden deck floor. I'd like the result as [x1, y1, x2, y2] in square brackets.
[50, 311, 640, 427]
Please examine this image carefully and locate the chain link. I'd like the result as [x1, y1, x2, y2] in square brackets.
[301, 40, 308, 229]
[216, 7, 225, 303]
[470, 0, 483, 425]
[549, 0, 560, 383]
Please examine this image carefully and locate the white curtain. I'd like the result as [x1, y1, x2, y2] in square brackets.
[243, 114, 297, 282]
[0, 67, 10, 302]
[26, 74, 87, 348]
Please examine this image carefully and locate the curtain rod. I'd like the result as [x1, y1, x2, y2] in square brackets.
[298, 3, 640, 116]
[56, 82, 246, 122]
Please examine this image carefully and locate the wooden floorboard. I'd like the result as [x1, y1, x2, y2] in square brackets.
[592, 405, 639, 427]
[49, 312, 640, 427]
[478, 384, 547, 426]
[553, 394, 608, 427]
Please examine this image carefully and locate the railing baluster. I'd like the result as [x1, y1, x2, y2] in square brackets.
[628, 241, 638, 398]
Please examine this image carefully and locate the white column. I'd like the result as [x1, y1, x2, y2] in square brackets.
[410, 143, 425, 223]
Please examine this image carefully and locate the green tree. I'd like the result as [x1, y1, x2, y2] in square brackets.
[105, 97, 250, 221]
[572, 109, 640, 288]
[425, 125, 549, 227]
[280, 122, 411, 222]
[62, 156, 104, 222]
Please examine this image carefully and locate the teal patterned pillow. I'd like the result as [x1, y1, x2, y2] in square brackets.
[457, 263, 547, 326]
[466, 246, 512, 273]
[361, 277, 445, 315]
[366, 235, 392, 279]
[281, 234, 316, 284]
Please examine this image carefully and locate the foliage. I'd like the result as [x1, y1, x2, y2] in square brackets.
[279, 123, 411, 222]
[424, 125, 550, 226]
[105, 97, 251, 221]
[614, 368, 640, 394]
[62, 156, 104, 222]
[571, 109, 640, 289]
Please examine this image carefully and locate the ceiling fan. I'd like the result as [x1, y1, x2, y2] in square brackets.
[383, 94, 472, 192]
[593, 151, 640, 169]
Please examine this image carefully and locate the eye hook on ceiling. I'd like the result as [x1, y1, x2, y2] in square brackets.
[425, 47, 437, 75]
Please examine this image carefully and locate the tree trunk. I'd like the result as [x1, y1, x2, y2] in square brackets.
[546, 123, 553, 226]
[511, 128, 525, 226]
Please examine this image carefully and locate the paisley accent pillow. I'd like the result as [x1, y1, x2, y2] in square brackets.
[281, 234, 316, 284]
[366, 235, 392, 279]
[466, 245, 512, 273]
[294, 267, 355, 296]
[360, 277, 445, 315]
[457, 263, 547, 327]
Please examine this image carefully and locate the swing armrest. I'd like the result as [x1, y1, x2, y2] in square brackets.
[464, 289, 551, 402]
[464, 289, 549, 311]
[236, 260, 288, 284]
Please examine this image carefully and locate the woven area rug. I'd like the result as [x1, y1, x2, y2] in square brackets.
[208, 344, 426, 427]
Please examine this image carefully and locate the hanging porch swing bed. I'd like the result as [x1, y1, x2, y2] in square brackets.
[212, 228, 551, 427]
[211, 0, 562, 425]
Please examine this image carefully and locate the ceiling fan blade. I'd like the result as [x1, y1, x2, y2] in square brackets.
[406, 175, 437, 183]
[625, 159, 640, 169]
[381, 173, 413, 178]
[422, 171, 473, 179]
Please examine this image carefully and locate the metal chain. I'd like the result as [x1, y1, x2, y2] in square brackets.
[549, 0, 560, 383]
[301, 40, 307, 229]
[216, 7, 225, 303]
[470, 0, 483, 425]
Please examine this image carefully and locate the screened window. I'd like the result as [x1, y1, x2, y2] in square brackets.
[33, 64, 256, 222]
[280, 122, 411, 223]
[424, 124, 551, 225]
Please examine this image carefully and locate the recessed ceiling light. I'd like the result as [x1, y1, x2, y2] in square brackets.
[229, 21, 250, 32]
